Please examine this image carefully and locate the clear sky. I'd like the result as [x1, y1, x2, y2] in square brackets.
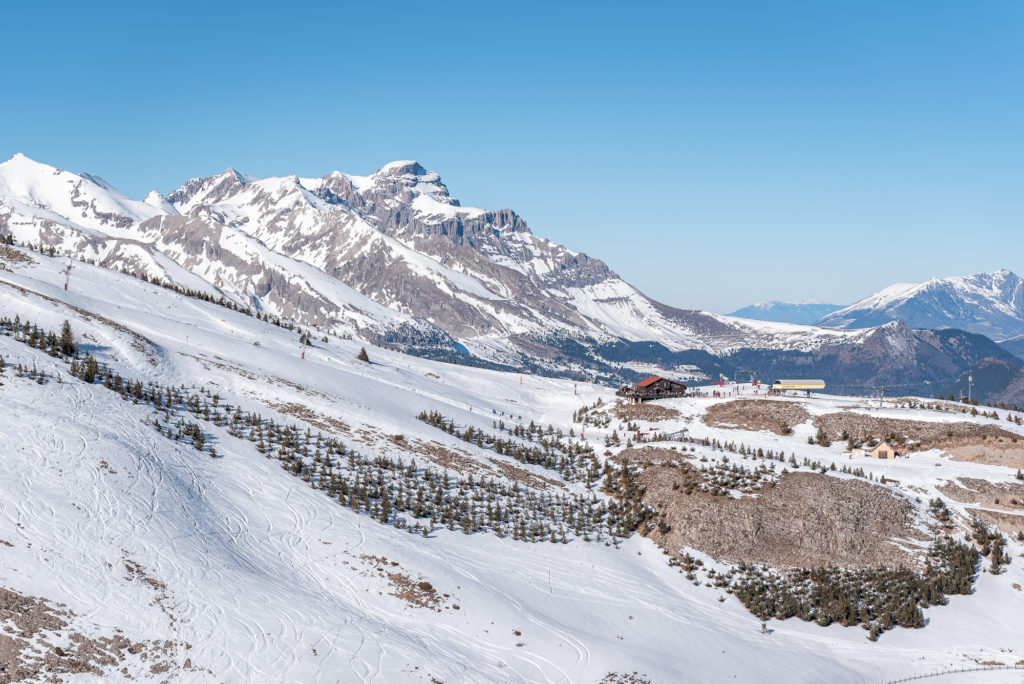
[2, 1, 1021, 313]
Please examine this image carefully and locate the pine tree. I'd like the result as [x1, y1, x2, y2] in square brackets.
[59, 320, 75, 356]
[357, 347, 370, 363]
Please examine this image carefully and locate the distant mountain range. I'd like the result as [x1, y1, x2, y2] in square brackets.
[731, 272, 1024, 370]
[817, 270, 1024, 343]
[0, 153, 1014, 397]
[729, 301, 845, 325]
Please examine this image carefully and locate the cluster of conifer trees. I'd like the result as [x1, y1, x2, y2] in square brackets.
[416, 410, 653, 538]
[897, 397, 1024, 422]
[969, 518, 1009, 574]
[572, 400, 611, 428]
[3, 312, 654, 544]
[417, 410, 603, 485]
[730, 538, 978, 640]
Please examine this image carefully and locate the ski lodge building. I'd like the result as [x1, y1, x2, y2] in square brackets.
[616, 376, 688, 402]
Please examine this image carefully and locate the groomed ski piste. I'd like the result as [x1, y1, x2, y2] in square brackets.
[1, 247, 1022, 683]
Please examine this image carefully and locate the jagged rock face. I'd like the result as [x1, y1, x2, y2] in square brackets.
[167, 169, 251, 212]
[129, 213, 457, 352]
[154, 164, 625, 344]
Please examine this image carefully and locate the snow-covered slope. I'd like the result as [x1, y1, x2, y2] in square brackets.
[0, 153, 168, 233]
[1, 247, 1024, 682]
[819, 270, 1024, 341]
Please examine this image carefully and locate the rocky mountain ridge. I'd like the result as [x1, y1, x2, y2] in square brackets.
[0, 153, 1012, 395]
[818, 270, 1024, 342]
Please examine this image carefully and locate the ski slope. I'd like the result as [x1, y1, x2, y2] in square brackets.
[1, 248, 1023, 683]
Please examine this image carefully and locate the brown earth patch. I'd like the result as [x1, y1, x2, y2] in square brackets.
[123, 555, 176, 626]
[937, 478, 1024, 514]
[600, 673, 652, 684]
[813, 413, 1023, 460]
[269, 401, 351, 437]
[358, 555, 452, 612]
[0, 585, 177, 682]
[487, 458, 565, 490]
[965, 508, 1024, 537]
[636, 464, 925, 568]
[703, 399, 809, 435]
[409, 439, 488, 475]
[945, 445, 1024, 470]
[0, 246, 35, 267]
[613, 401, 680, 422]
[608, 446, 683, 468]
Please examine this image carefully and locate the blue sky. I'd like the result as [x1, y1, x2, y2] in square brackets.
[2, 1, 1021, 312]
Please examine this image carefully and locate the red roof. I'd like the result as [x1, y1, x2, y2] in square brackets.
[635, 376, 664, 388]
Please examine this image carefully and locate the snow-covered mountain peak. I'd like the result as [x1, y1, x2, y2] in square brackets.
[5, 153, 1008, 393]
[957, 269, 1021, 292]
[167, 167, 254, 213]
[859, 282, 922, 306]
[342, 160, 486, 221]
[375, 159, 428, 177]
[143, 190, 178, 215]
[818, 269, 1024, 340]
[1, 152, 71, 183]
[0, 153, 165, 232]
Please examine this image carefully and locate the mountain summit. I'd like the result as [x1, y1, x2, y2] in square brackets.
[817, 270, 1024, 341]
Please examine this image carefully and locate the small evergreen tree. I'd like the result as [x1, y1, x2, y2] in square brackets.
[59, 320, 75, 356]
[357, 347, 370, 363]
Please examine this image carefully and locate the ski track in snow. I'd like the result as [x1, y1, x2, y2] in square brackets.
[0, 252, 1022, 682]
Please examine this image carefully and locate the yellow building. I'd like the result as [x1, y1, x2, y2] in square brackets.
[852, 442, 899, 459]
